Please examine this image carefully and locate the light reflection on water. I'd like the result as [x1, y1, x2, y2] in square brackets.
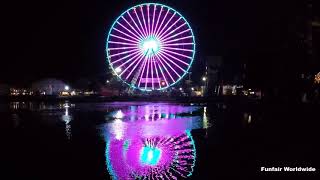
[101, 103, 209, 179]
[3, 101, 210, 179]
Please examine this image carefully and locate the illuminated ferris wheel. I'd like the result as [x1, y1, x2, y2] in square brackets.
[106, 3, 195, 91]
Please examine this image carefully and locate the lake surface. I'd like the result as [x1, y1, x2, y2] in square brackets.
[0, 101, 317, 179]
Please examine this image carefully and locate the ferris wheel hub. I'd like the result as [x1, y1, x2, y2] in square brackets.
[140, 36, 161, 57]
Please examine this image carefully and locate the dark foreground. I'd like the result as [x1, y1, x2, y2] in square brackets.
[0, 100, 318, 179]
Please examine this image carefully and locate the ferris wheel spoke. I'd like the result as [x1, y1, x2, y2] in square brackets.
[117, 51, 142, 69]
[109, 34, 138, 44]
[125, 54, 146, 80]
[161, 29, 191, 42]
[145, 56, 150, 89]
[154, 8, 170, 38]
[155, 54, 175, 83]
[158, 17, 182, 40]
[163, 47, 194, 52]
[140, 6, 149, 37]
[163, 36, 193, 44]
[152, 56, 161, 88]
[155, 58, 169, 88]
[157, 53, 181, 78]
[133, 8, 148, 37]
[153, 6, 163, 36]
[155, 11, 176, 38]
[119, 53, 144, 77]
[127, 11, 146, 39]
[147, 5, 151, 36]
[151, 4, 156, 37]
[113, 27, 141, 42]
[159, 22, 187, 41]
[121, 16, 145, 40]
[117, 21, 143, 41]
[111, 50, 140, 64]
[109, 48, 138, 58]
[157, 52, 187, 73]
[158, 50, 190, 66]
[162, 42, 194, 47]
[162, 49, 193, 60]
[108, 41, 138, 46]
[138, 56, 149, 88]
[151, 56, 155, 89]
[107, 46, 137, 51]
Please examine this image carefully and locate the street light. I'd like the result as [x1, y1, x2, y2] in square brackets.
[179, 87, 183, 91]
[191, 87, 194, 91]
[64, 85, 70, 91]
[202, 77, 207, 81]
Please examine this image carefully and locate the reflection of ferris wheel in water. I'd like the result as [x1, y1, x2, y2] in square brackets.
[106, 3, 195, 91]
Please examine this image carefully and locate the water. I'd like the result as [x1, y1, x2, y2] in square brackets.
[0, 101, 317, 179]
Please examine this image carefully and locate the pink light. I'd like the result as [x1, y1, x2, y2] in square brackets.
[157, 53, 181, 78]
[152, 6, 163, 36]
[157, 51, 186, 73]
[137, 56, 149, 88]
[159, 50, 190, 66]
[155, 60, 169, 88]
[155, 12, 176, 38]
[127, 11, 146, 39]
[155, 53, 175, 82]
[154, 8, 169, 37]
[111, 50, 140, 65]
[117, 21, 143, 41]
[133, 8, 148, 37]
[113, 27, 140, 42]
[145, 56, 150, 89]
[121, 16, 144, 40]
[161, 28, 191, 42]
[125, 54, 146, 80]
[157, 16, 182, 39]
[158, 22, 187, 41]
[110, 34, 138, 43]
[140, 6, 148, 37]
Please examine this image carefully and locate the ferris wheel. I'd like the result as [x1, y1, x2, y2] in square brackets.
[106, 3, 195, 91]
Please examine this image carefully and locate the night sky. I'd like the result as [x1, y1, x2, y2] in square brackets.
[1, 0, 309, 87]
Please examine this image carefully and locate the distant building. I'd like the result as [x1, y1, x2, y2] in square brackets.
[0, 84, 10, 96]
[32, 78, 68, 95]
[205, 56, 223, 96]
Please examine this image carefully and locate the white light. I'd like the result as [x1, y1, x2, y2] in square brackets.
[147, 150, 154, 161]
[202, 77, 207, 81]
[106, 80, 110, 83]
[115, 67, 122, 73]
[65, 85, 70, 91]
[141, 37, 160, 56]
[179, 87, 183, 91]
[191, 87, 194, 91]
[114, 110, 124, 119]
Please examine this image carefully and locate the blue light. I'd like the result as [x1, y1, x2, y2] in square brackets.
[140, 146, 161, 165]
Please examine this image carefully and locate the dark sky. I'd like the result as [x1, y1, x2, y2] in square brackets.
[0, 0, 308, 86]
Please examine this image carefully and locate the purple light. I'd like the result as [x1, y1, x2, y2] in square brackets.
[102, 103, 202, 179]
[107, 3, 195, 91]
